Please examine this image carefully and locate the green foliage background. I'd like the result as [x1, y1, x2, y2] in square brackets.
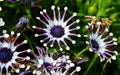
[0, 0, 120, 75]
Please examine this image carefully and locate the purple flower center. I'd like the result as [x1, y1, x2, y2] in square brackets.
[0, 48, 13, 63]
[44, 62, 51, 68]
[50, 26, 65, 38]
[91, 40, 99, 51]
[44, 62, 55, 70]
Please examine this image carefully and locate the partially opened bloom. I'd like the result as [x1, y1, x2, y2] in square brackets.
[31, 47, 81, 75]
[14, 17, 29, 32]
[16, 17, 29, 28]
[33, 5, 81, 51]
[86, 21, 118, 62]
[0, 30, 31, 75]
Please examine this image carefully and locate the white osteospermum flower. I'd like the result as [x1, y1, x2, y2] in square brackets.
[0, 30, 31, 75]
[33, 5, 81, 51]
[87, 21, 118, 62]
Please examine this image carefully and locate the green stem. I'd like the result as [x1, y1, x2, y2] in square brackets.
[101, 60, 108, 75]
[74, 45, 89, 61]
[101, 53, 120, 75]
[116, 53, 120, 56]
[22, 33, 34, 51]
[84, 54, 98, 75]
[25, 9, 36, 25]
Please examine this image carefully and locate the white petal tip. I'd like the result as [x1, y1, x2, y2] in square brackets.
[23, 40, 27, 43]
[36, 17, 40, 20]
[77, 34, 81, 37]
[17, 33, 21, 36]
[51, 5, 55, 10]
[85, 25, 89, 29]
[11, 31, 15, 35]
[32, 26, 36, 28]
[35, 34, 38, 37]
[76, 19, 80, 23]
[57, 7, 60, 10]
[114, 51, 118, 54]
[84, 35, 88, 37]
[66, 56, 69, 59]
[73, 13, 77, 16]
[85, 41, 89, 44]
[113, 38, 117, 41]
[3, 34, 9, 38]
[114, 42, 117, 45]
[109, 33, 113, 36]
[2, 30, 7, 34]
[27, 49, 31, 53]
[50, 44, 53, 47]
[40, 40, 43, 42]
[43, 9, 46, 13]
[15, 69, 20, 73]
[112, 56, 116, 60]
[40, 40, 43, 43]
[60, 48, 63, 51]
[77, 26, 80, 29]
[26, 56, 30, 60]
[20, 64, 25, 68]
[76, 67, 81, 72]
[66, 46, 70, 50]
[33, 70, 37, 74]
[40, 11, 43, 14]
[43, 43, 47, 46]
[72, 40, 76, 44]
[70, 63, 75, 67]
[26, 65, 31, 70]
[105, 28, 109, 32]
[97, 21, 102, 25]
[89, 48, 93, 52]
[64, 7, 68, 10]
